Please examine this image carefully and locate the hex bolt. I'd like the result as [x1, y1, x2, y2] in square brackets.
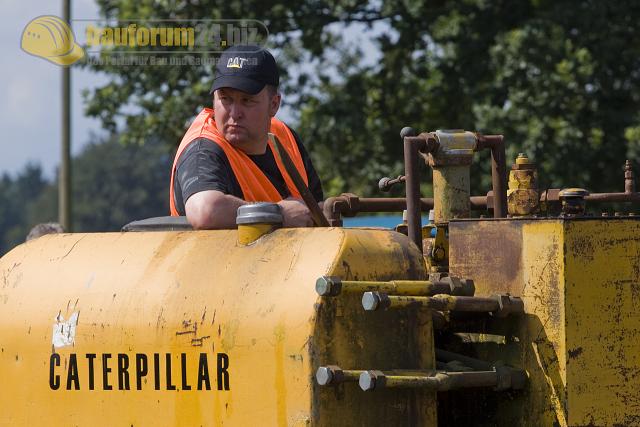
[362, 292, 381, 311]
[362, 292, 391, 311]
[315, 366, 361, 386]
[315, 276, 342, 297]
[359, 370, 385, 391]
[316, 366, 336, 386]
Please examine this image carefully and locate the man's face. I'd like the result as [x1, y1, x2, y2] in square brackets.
[213, 86, 280, 154]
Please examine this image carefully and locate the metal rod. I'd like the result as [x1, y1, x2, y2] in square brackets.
[316, 366, 362, 386]
[476, 134, 508, 218]
[362, 292, 524, 317]
[316, 366, 436, 386]
[59, 0, 72, 231]
[404, 135, 425, 251]
[322, 195, 489, 226]
[585, 192, 640, 203]
[315, 276, 474, 297]
[625, 160, 635, 194]
[359, 370, 514, 391]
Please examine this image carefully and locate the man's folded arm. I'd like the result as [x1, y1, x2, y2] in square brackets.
[185, 190, 247, 229]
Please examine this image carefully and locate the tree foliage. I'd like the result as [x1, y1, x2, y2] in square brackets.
[0, 138, 169, 255]
[78, 0, 640, 197]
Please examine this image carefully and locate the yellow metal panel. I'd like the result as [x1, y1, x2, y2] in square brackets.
[449, 218, 640, 425]
[564, 220, 640, 426]
[520, 221, 567, 427]
[0, 227, 434, 426]
[448, 219, 567, 426]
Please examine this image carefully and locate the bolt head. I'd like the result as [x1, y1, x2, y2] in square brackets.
[362, 292, 380, 311]
[315, 276, 333, 296]
[359, 371, 376, 391]
[316, 367, 334, 386]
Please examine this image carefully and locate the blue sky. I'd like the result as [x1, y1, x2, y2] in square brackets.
[1, 0, 107, 179]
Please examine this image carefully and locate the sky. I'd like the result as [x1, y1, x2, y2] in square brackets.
[1, 0, 384, 181]
[1, 0, 107, 180]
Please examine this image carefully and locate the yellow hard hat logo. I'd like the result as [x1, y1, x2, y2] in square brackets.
[21, 15, 84, 66]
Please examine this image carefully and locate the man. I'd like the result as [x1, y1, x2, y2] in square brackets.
[169, 45, 323, 229]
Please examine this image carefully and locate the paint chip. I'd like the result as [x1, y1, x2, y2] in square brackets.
[52, 311, 79, 349]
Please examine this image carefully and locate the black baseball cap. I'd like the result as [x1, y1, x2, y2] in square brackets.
[210, 45, 279, 95]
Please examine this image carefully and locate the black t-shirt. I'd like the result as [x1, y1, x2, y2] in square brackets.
[173, 126, 324, 215]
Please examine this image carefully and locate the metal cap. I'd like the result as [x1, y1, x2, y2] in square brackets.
[558, 188, 589, 200]
[236, 202, 283, 225]
[400, 127, 417, 139]
[515, 153, 530, 165]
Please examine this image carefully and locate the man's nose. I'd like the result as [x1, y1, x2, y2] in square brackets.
[229, 102, 244, 120]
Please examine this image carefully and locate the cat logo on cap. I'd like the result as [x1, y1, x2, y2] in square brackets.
[21, 15, 84, 66]
[227, 57, 248, 69]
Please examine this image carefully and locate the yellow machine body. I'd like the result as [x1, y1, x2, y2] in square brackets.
[448, 217, 640, 426]
[0, 228, 434, 426]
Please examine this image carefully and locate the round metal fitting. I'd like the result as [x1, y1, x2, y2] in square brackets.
[236, 202, 283, 225]
[515, 153, 530, 165]
[558, 188, 589, 200]
[559, 188, 589, 216]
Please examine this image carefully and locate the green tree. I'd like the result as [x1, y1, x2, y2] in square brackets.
[0, 137, 170, 255]
[0, 164, 51, 253]
[82, 0, 640, 197]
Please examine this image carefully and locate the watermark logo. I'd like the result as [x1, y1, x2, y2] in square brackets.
[21, 15, 85, 66]
[85, 23, 195, 49]
[20, 17, 269, 67]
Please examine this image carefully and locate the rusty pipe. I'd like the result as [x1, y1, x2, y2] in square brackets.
[322, 194, 489, 226]
[625, 160, 635, 193]
[404, 135, 429, 251]
[541, 190, 640, 205]
[476, 134, 508, 218]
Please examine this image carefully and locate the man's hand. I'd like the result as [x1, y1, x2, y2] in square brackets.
[277, 197, 313, 227]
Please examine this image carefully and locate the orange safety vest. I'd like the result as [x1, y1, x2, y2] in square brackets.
[169, 108, 308, 216]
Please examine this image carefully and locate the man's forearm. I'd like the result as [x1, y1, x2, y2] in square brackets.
[206, 194, 247, 228]
[185, 190, 247, 229]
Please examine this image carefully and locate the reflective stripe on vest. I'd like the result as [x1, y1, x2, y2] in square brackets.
[169, 108, 308, 216]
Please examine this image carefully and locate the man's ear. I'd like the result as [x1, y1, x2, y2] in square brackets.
[269, 93, 281, 117]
